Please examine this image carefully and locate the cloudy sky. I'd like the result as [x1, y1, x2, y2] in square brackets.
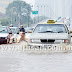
[35, 0, 72, 18]
[0, 0, 35, 13]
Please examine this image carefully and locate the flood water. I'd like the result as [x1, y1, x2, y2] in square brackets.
[0, 51, 72, 72]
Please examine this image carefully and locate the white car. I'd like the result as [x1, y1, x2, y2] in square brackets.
[10, 27, 20, 43]
[0, 26, 13, 44]
[25, 27, 34, 41]
[25, 27, 34, 32]
[28, 20, 71, 48]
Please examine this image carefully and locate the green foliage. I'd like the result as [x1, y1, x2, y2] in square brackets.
[6, 1, 33, 26]
[0, 18, 9, 26]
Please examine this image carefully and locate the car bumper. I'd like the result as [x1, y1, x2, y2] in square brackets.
[28, 43, 67, 48]
[28, 42, 67, 45]
[0, 39, 7, 44]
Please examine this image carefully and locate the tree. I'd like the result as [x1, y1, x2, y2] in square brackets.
[0, 18, 9, 26]
[6, 0, 33, 27]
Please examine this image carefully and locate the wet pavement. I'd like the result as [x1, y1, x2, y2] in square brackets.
[0, 41, 72, 72]
[0, 52, 72, 72]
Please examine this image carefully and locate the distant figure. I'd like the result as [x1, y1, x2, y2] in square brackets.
[10, 24, 13, 27]
[20, 25, 25, 33]
[20, 25, 25, 41]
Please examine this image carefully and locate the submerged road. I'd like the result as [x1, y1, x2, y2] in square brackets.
[0, 51, 72, 72]
[0, 41, 72, 72]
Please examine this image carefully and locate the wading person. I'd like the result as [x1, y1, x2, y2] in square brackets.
[10, 24, 13, 27]
[20, 25, 25, 41]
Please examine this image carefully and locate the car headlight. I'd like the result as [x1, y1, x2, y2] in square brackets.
[5, 37, 7, 39]
[30, 39, 32, 43]
[29, 39, 40, 43]
[64, 40, 67, 43]
[63, 40, 68, 43]
[28, 39, 33, 43]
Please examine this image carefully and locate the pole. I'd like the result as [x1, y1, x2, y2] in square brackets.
[47, 6, 48, 18]
[71, 5, 72, 18]
[37, 5, 39, 22]
[44, 5, 45, 19]
[9, 0, 11, 24]
[18, 0, 21, 28]
[16, 0, 19, 27]
[28, 13, 29, 27]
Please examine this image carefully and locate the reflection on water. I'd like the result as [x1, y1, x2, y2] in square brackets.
[0, 52, 72, 72]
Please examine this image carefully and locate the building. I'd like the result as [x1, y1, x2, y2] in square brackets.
[34, 0, 72, 18]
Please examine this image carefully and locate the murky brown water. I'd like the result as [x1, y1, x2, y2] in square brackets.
[0, 51, 72, 72]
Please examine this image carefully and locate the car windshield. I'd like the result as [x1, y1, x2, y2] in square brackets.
[34, 24, 67, 33]
[0, 27, 8, 33]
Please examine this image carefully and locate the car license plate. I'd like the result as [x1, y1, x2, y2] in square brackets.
[44, 45, 52, 49]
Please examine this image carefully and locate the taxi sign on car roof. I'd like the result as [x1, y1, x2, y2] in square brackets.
[47, 20, 55, 23]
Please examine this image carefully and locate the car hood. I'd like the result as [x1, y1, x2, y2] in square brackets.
[0, 33, 9, 37]
[30, 33, 69, 39]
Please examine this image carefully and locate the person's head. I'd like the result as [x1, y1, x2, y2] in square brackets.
[10, 24, 13, 27]
[21, 25, 23, 28]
